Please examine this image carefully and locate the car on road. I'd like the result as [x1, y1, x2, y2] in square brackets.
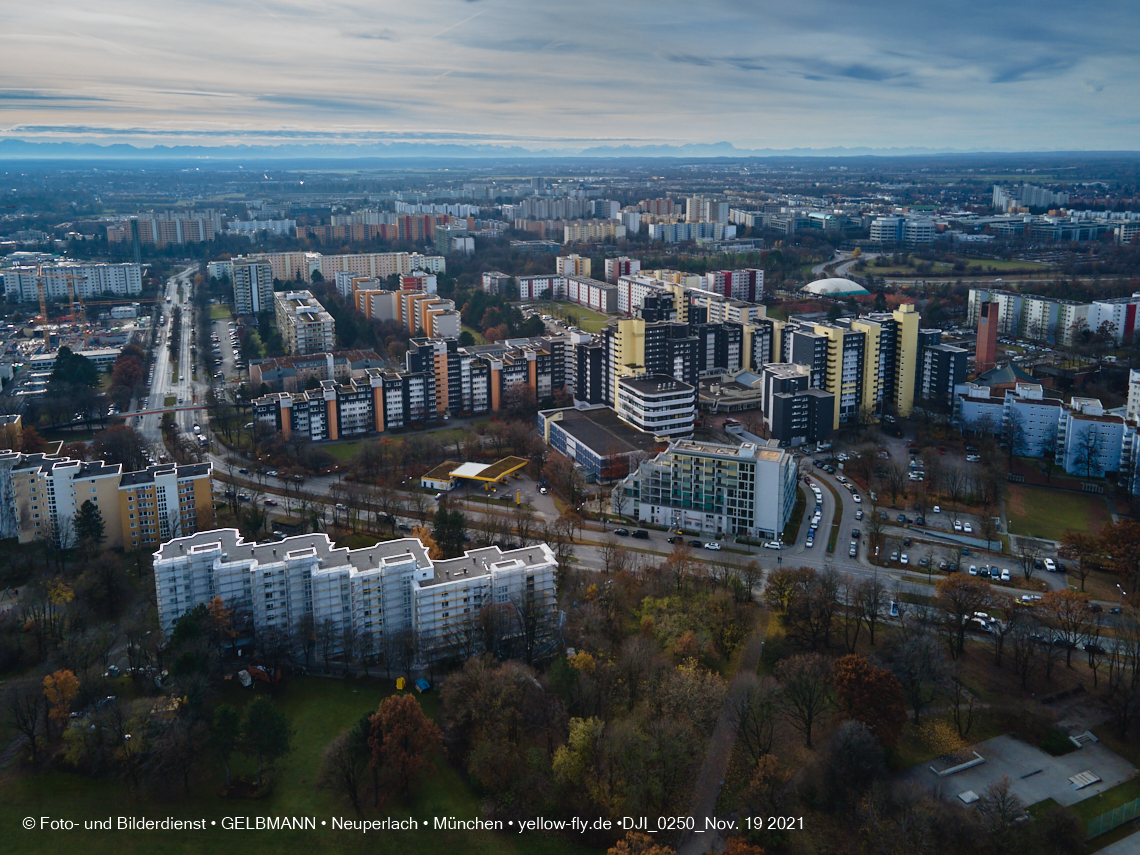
[335, 503, 347, 511]
[763, 541, 782, 550]
[613, 529, 630, 537]
[703, 542, 721, 551]
[852, 494, 862, 503]
[689, 539, 704, 548]
[632, 530, 650, 540]
[267, 470, 279, 477]
[397, 524, 412, 532]
[851, 528, 860, 538]
[805, 536, 814, 548]
[538, 486, 548, 494]
[897, 514, 906, 523]
[238, 467, 249, 474]
[1044, 558, 1057, 572]
[263, 498, 278, 506]
[855, 509, 864, 521]
[238, 493, 250, 502]
[667, 536, 682, 544]
[849, 541, 857, 557]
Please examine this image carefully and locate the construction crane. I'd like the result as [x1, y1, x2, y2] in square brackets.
[61, 272, 89, 347]
[35, 265, 48, 348]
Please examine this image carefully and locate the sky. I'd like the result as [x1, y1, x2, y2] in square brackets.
[0, 0, 1137, 153]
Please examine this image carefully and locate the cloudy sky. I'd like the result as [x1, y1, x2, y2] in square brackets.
[0, 0, 1136, 152]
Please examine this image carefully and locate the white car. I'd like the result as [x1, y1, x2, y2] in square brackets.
[703, 542, 721, 551]
[953, 520, 963, 532]
[805, 537, 814, 548]
[933, 505, 941, 513]
[1044, 558, 1057, 572]
[963, 522, 973, 534]
[763, 541, 783, 550]
[1000, 569, 1011, 582]
[855, 509, 864, 521]
[968, 564, 978, 576]
[900, 553, 909, 565]
[852, 494, 862, 504]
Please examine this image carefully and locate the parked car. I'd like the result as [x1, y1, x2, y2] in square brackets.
[690, 539, 704, 548]
[900, 553, 909, 565]
[763, 541, 783, 550]
[263, 498, 277, 506]
[964, 522, 973, 534]
[805, 537, 815, 548]
[397, 524, 412, 532]
[335, 503, 347, 511]
[851, 528, 861, 538]
[667, 535, 682, 544]
[1000, 569, 1011, 582]
[933, 505, 941, 513]
[632, 530, 650, 540]
[849, 541, 857, 557]
[968, 565, 978, 576]
[1044, 558, 1057, 572]
[703, 542, 721, 551]
[613, 529, 630, 537]
[890, 551, 899, 562]
[852, 494, 862, 504]
[855, 509, 864, 521]
[890, 601, 900, 617]
[953, 520, 963, 532]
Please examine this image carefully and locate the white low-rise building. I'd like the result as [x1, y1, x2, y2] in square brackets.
[615, 374, 696, 437]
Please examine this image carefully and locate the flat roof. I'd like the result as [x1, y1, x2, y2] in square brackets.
[544, 406, 664, 457]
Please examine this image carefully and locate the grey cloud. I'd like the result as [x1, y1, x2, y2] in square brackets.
[0, 90, 112, 102]
[990, 56, 1078, 84]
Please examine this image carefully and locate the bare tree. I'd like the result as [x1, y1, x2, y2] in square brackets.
[729, 673, 779, 764]
[776, 653, 833, 749]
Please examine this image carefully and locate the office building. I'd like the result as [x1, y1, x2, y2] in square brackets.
[616, 439, 797, 540]
[153, 529, 558, 662]
[232, 259, 275, 315]
[274, 291, 337, 355]
[614, 375, 696, 437]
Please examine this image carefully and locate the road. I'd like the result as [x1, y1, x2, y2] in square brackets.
[137, 266, 199, 446]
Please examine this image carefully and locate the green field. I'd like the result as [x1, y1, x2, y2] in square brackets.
[209, 305, 232, 320]
[1007, 484, 1110, 540]
[324, 429, 469, 462]
[867, 256, 1054, 278]
[551, 302, 611, 334]
[163, 396, 176, 407]
[461, 325, 486, 345]
[0, 676, 595, 855]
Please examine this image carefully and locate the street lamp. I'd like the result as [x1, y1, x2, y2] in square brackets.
[1118, 584, 1127, 609]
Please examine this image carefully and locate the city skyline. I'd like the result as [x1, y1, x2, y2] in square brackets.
[0, 0, 1136, 153]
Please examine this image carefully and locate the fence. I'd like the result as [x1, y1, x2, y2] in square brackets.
[1086, 797, 1140, 840]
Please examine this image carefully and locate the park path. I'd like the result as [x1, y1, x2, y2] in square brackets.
[676, 615, 768, 855]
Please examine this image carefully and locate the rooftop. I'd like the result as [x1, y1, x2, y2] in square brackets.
[542, 406, 665, 456]
[618, 374, 694, 395]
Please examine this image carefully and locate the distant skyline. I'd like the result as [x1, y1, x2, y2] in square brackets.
[1, 0, 1136, 153]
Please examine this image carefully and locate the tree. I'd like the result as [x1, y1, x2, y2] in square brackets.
[1042, 589, 1091, 667]
[317, 728, 369, 815]
[42, 669, 79, 735]
[728, 673, 779, 764]
[1072, 426, 1107, 479]
[832, 654, 907, 749]
[855, 575, 889, 645]
[369, 694, 442, 796]
[935, 575, 993, 659]
[1016, 538, 1044, 581]
[1100, 519, 1140, 591]
[211, 703, 241, 791]
[821, 720, 886, 808]
[607, 833, 675, 855]
[240, 696, 295, 788]
[90, 425, 152, 472]
[6, 685, 45, 763]
[888, 628, 946, 725]
[432, 503, 467, 559]
[73, 500, 105, 557]
[776, 653, 832, 748]
[1060, 530, 1099, 592]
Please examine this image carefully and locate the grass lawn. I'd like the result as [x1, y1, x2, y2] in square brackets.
[163, 395, 176, 407]
[209, 304, 232, 320]
[324, 429, 468, 463]
[461, 325, 486, 345]
[551, 302, 611, 334]
[782, 486, 807, 543]
[0, 676, 596, 855]
[1007, 484, 1111, 541]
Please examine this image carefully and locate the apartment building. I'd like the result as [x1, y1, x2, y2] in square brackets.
[0, 451, 212, 550]
[516, 274, 618, 312]
[563, 220, 626, 244]
[153, 529, 558, 662]
[247, 350, 385, 393]
[704, 268, 764, 303]
[967, 288, 1140, 346]
[605, 256, 641, 283]
[482, 271, 512, 295]
[556, 254, 591, 278]
[274, 291, 337, 355]
[760, 363, 835, 447]
[615, 439, 797, 540]
[354, 289, 460, 339]
[107, 211, 222, 248]
[648, 221, 736, 243]
[2, 263, 143, 302]
[232, 259, 275, 315]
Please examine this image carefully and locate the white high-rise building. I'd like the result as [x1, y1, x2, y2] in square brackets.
[232, 259, 274, 315]
[153, 530, 558, 662]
